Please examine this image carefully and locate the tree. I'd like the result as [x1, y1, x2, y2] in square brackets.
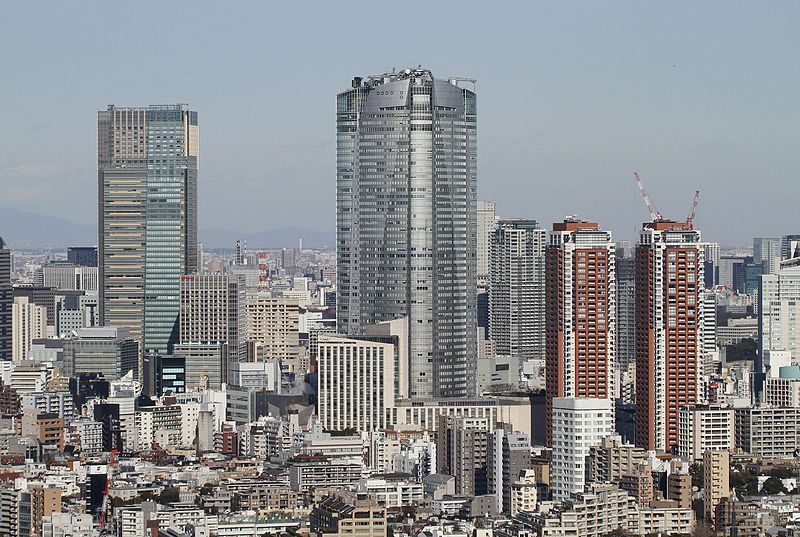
[158, 486, 181, 504]
[725, 338, 757, 361]
[761, 476, 788, 496]
[690, 462, 704, 489]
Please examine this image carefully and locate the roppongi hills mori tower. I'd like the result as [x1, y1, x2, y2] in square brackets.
[336, 67, 478, 399]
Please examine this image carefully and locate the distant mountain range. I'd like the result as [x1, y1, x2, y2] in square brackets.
[0, 207, 334, 250]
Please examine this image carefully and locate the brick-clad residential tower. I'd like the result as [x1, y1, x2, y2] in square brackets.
[635, 221, 704, 452]
[545, 219, 616, 445]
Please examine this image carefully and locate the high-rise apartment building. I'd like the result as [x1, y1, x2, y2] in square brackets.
[246, 295, 300, 363]
[550, 397, 614, 502]
[487, 425, 531, 514]
[616, 242, 636, 371]
[179, 273, 246, 373]
[477, 201, 497, 286]
[98, 104, 198, 355]
[0, 237, 11, 361]
[437, 415, 491, 496]
[703, 451, 729, 526]
[545, 219, 615, 445]
[336, 68, 477, 398]
[489, 220, 546, 361]
[759, 264, 800, 376]
[12, 296, 46, 362]
[635, 221, 705, 452]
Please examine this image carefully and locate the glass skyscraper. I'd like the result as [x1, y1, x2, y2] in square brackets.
[98, 104, 198, 356]
[336, 68, 477, 398]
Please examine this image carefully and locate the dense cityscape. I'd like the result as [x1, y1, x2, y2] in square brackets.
[0, 41, 798, 537]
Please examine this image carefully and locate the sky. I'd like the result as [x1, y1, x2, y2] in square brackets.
[0, 1, 797, 246]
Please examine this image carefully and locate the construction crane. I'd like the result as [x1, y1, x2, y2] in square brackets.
[633, 172, 663, 222]
[98, 449, 118, 530]
[686, 190, 700, 230]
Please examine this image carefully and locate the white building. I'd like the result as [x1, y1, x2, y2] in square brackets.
[677, 405, 734, 461]
[551, 397, 613, 501]
[355, 476, 424, 508]
[317, 334, 395, 432]
[510, 468, 538, 516]
[759, 264, 800, 374]
[477, 200, 497, 286]
[41, 513, 93, 537]
[12, 296, 46, 361]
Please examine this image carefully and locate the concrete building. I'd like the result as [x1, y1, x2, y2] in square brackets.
[12, 296, 46, 361]
[759, 264, 800, 376]
[246, 295, 300, 363]
[310, 492, 387, 537]
[67, 247, 98, 267]
[703, 450, 730, 526]
[179, 273, 246, 371]
[317, 334, 395, 431]
[98, 104, 199, 354]
[734, 406, 800, 458]
[30, 485, 62, 537]
[763, 369, 800, 407]
[437, 415, 491, 496]
[0, 237, 10, 361]
[551, 397, 614, 502]
[487, 425, 531, 514]
[336, 68, 478, 399]
[288, 456, 363, 493]
[477, 200, 497, 286]
[615, 241, 636, 373]
[172, 342, 225, 390]
[39, 262, 98, 292]
[545, 220, 615, 445]
[62, 327, 139, 380]
[355, 476, 424, 508]
[588, 435, 648, 484]
[533, 484, 630, 537]
[41, 513, 93, 537]
[510, 468, 538, 516]
[489, 220, 546, 361]
[754, 237, 781, 275]
[635, 221, 704, 452]
[678, 405, 734, 461]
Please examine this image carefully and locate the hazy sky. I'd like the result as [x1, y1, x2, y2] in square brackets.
[1, 1, 797, 246]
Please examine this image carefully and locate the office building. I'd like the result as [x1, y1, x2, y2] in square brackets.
[337, 68, 478, 398]
[98, 104, 198, 354]
[0, 237, 12, 361]
[67, 247, 98, 267]
[437, 415, 491, 496]
[477, 200, 497, 286]
[635, 221, 704, 452]
[734, 406, 800, 458]
[489, 220, 546, 361]
[179, 273, 246, 368]
[753, 237, 781, 275]
[12, 296, 46, 361]
[38, 262, 98, 292]
[759, 264, 800, 375]
[246, 295, 300, 363]
[317, 334, 395, 431]
[677, 405, 734, 461]
[62, 327, 139, 380]
[173, 342, 224, 390]
[551, 397, 614, 502]
[703, 242, 719, 289]
[545, 220, 615, 444]
[703, 451, 729, 526]
[781, 234, 800, 261]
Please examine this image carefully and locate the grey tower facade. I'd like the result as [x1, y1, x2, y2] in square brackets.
[0, 237, 11, 361]
[336, 68, 477, 398]
[98, 104, 198, 356]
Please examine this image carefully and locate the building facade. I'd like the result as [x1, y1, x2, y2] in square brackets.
[635, 221, 704, 452]
[545, 220, 615, 444]
[98, 104, 198, 355]
[489, 220, 546, 361]
[0, 237, 10, 361]
[477, 200, 497, 286]
[336, 68, 478, 398]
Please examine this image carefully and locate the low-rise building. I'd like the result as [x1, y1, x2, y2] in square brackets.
[310, 492, 387, 537]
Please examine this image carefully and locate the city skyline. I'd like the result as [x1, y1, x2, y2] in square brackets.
[1, 2, 798, 247]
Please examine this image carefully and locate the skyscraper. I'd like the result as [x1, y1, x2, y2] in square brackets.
[98, 104, 198, 355]
[635, 221, 704, 452]
[758, 263, 800, 376]
[753, 237, 781, 275]
[615, 241, 636, 372]
[477, 201, 497, 286]
[336, 68, 477, 398]
[489, 220, 546, 360]
[0, 237, 10, 361]
[545, 219, 615, 445]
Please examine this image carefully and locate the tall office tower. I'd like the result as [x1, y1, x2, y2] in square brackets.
[0, 237, 11, 361]
[615, 241, 636, 371]
[753, 237, 781, 275]
[98, 104, 198, 355]
[759, 264, 800, 376]
[634, 221, 704, 452]
[703, 242, 720, 289]
[781, 234, 800, 261]
[11, 297, 46, 361]
[545, 219, 615, 445]
[67, 247, 98, 267]
[489, 220, 546, 360]
[477, 201, 497, 286]
[336, 68, 478, 399]
[551, 397, 613, 502]
[179, 273, 246, 376]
